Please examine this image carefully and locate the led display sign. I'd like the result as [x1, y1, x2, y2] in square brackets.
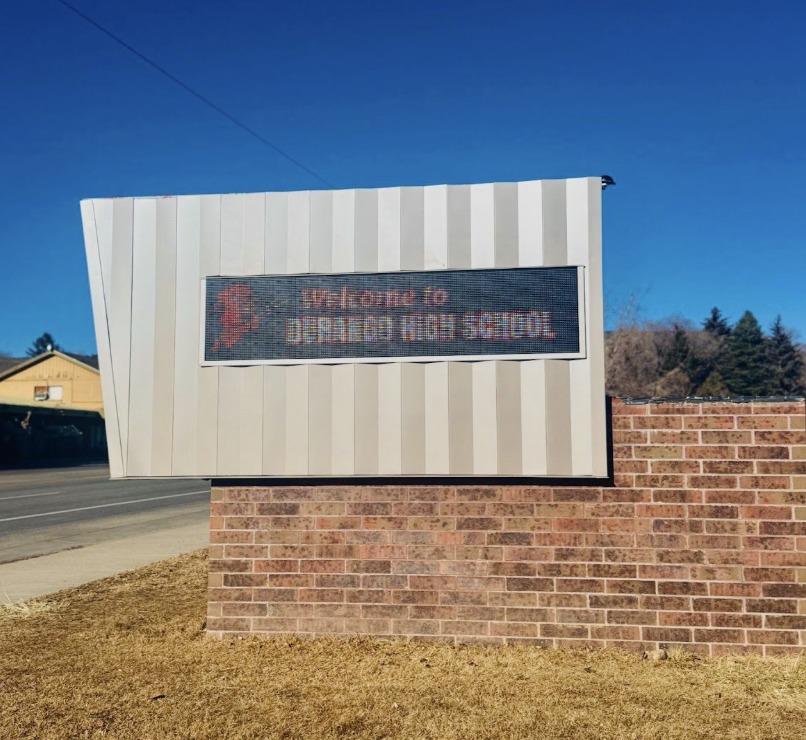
[202, 266, 585, 365]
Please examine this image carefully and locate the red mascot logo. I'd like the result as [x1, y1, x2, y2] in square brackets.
[212, 284, 259, 351]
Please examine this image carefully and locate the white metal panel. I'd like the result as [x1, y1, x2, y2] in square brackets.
[520, 360, 548, 475]
[216, 195, 245, 475]
[240, 195, 266, 476]
[150, 198, 177, 476]
[470, 183, 495, 268]
[423, 185, 448, 270]
[287, 190, 310, 274]
[332, 189, 355, 273]
[195, 195, 221, 475]
[243, 193, 266, 276]
[309, 190, 333, 273]
[172, 196, 201, 475]
[265, 192, 288, 275]
[377, 187, 401, 272]
[517, 180, 544, 267]
[567, 178, 606, 476]
[81, 201, 123, 477]
[109, 198, 134, 474]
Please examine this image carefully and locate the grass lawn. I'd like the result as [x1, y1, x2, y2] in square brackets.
[1, 551, 805, 739]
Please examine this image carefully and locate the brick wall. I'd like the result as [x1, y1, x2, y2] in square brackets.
[207, 399, 806, 655]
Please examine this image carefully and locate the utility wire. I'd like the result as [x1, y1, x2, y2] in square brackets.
[55, 0, 336, 188]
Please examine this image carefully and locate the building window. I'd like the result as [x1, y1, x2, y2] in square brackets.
[34, 386, 48, 401]
[48, 386, 63, 401]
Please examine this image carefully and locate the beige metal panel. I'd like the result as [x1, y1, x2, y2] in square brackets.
[308, 364, 332, 475]
[81, 201, 123, 477]
[567, 177, 607, 476]
[423, 185, 448, 270]
[377, 187, 401, 272]
[109, 198, 134, 474]
[264, 192, 288, 274]
[239, 365, 264, 476]
[377, 363, 402, 474]
[425, 363, 449, 474]
[243, 193, 266, 276]
[400, 186, 424, 271]
[496, 360, 522, 474]
[217, 367, 242, 476]
[470, 183, 495, 268]
[330, 364, 355, 475]
[354, 189, 378, 272]
[172, 196, 201, 475]
[287, 190, 310, 274]
[517, 180, 544, 266]
[354, 364, 379, 474]
[494, 182, 519, 268]
[471, 361, 498, 474]
[310, 190, 333, 273]
[240, 194, 266, 476]
[332, 189, 355, 273]
[448, 363, 473, 474]
[520, 360, 547, 475]
[262, 366, 286, 474]
[127, 199, 157, 476]
[541, 179, 567, 266]
[285, 365, 309, 474]
[216, 195, 245, 475]
[195, 195, 221, 475]
[544, 361, 572, 476]
[150, 198, 177, 476]
[401, 363, 425, 474]
[446, 184, 471, 269]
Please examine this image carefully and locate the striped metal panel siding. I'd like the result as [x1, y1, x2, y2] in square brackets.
[81, 178, 606, 478]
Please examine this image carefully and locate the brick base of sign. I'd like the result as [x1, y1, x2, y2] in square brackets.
[207, 399, 806, 656]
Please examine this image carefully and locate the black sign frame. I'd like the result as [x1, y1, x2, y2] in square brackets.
[200, 266, 586, 366]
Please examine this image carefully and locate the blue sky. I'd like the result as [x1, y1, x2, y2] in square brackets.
[1, 0, 804, 356]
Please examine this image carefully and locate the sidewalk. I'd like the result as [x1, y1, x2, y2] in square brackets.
[0, 520, 209, 602]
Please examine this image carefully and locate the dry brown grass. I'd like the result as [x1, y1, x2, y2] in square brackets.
[1, 551, 805, 739]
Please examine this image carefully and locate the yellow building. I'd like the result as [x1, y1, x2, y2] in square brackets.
[0, 350, 103, 412]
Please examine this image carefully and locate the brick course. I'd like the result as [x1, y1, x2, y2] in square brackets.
[208, 399, 806, 655]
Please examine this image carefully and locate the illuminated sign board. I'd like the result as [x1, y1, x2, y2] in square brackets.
[202, 266, 585, 365]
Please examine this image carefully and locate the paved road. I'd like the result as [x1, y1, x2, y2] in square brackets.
[0, 464, 209, 564]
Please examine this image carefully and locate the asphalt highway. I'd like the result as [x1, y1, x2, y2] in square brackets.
[0, 464, 209, 564]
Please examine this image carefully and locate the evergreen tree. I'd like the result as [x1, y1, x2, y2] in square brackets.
[26, 332, 61, 357]
[697, 370, 729, 397]
[721, 311, 769, 396]
[767, 316, 805, 395]
[660, 324, 691, 376]
[703, 307, 731, 336]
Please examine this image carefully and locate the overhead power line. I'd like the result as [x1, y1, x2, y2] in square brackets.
[54, 0, 336, 188]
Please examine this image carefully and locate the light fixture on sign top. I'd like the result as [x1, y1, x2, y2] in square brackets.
[601, 175, 616, 190]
